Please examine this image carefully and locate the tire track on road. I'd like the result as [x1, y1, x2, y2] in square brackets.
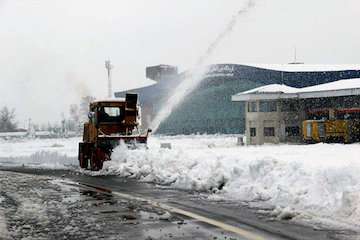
[74, 181, 266, 240]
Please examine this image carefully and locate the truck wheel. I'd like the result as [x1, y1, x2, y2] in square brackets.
[89, 148, 105, 171]
[78, 143, 87, 169]
[89, 152, 100, 171]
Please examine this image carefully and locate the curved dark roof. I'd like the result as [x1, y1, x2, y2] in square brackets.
[114, 63, 360, 134]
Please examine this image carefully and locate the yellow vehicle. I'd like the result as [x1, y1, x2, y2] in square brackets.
[78, 93, 151, 171]
[303, 119, 360, 143]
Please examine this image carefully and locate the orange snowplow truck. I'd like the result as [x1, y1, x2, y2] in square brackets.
[78, 93, 151, 171]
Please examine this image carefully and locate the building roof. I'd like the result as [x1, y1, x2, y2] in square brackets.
[115, 63, 360, 98]
[241, 84, 299, 94]
[244, 64, 360, 72]
[232, 78, 360, 101]
[91, 98, 125, 103]
[299, 78, 360, 92]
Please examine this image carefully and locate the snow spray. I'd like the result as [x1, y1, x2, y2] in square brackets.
[150, 0, 257, 132]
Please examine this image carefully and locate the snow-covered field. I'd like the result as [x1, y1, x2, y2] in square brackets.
[0, 138, 79, 169]
[0, 135, 359, 229]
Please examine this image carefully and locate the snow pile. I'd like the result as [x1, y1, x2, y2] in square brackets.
[0, 138, 79, 169]
[101, 135, 360, 227]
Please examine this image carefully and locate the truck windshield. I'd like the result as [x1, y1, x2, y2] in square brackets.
[98, 107, 123, 122]
[104, 107, 121, 117]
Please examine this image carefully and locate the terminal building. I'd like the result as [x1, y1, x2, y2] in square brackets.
[115, 64, 360, 135]
[232, 79, 360, 145]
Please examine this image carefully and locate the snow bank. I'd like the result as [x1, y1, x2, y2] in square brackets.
[0, 138, 79, 169]
[100, 135, 360, 227]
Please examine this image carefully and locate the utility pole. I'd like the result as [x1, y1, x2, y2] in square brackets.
[105, 60, 114, 98]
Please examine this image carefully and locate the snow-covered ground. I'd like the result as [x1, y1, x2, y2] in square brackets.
[0, 137, 79, 169]
[0, 135, 359, 229]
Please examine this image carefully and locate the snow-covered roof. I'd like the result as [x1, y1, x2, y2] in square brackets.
[232, 78, 360, 101]
[298, 78, 360, 92]
[244, 64, 360, 72]
[92, 98, 125, 103]
[241, 84, 298, 94]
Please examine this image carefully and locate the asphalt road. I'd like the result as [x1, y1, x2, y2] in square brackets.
[0, 167, 358, 240]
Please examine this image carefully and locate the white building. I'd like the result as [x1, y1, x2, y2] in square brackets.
[232, 78, 360, 145]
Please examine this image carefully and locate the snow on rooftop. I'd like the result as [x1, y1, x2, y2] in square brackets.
[233, 78, 360, 101]
[245, 63, 360, 72]
[92, 98, 125, 103]
[299, 78, 360, 93]
[240, 84, 299, 94]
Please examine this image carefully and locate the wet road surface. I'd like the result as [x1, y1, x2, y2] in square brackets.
[0, 168, 359, 240]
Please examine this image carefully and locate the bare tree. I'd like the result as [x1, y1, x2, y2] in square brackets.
[0, 106, 17, 132]
[69, 104, 80, 122]
[67, 97, 95, 133]
[79, 96, 95, 122]
[68, 104, 80, 132]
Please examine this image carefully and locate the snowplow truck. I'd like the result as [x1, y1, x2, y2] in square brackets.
[78, 93, 151, 171]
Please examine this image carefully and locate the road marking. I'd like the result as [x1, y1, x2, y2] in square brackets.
[75, 182, 265, 240]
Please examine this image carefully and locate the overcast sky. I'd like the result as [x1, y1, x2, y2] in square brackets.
[0, 0, 359, 126]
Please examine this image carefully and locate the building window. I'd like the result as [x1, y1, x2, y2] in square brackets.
[318, 122, 326, 138]
[259, 101, 277, 112]
[281, 101, 298, 112]
[264, 127, 275, 137]
[285, 126, 300, 137]
[306, 122, 312, 138]
[248, 102, 257, 112]
[250, 128, 256, 137]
